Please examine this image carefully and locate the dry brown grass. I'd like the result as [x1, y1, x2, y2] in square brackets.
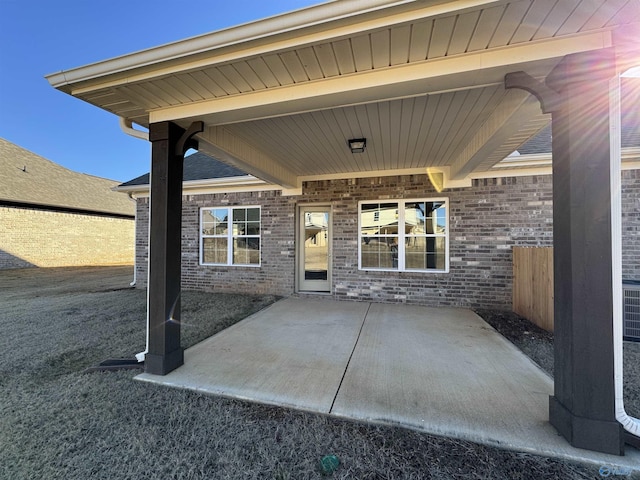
[0, 267, 635, 479]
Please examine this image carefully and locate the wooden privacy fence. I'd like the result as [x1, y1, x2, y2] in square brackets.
[512, 247, 554, 332]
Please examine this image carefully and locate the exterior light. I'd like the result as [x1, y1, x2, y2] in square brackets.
[348, 138, 366, 153]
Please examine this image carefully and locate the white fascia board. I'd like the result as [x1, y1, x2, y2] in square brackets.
[47, 0, 504, 92]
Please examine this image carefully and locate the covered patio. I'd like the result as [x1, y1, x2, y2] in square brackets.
[136, 297, 640, 467]
[47, 0, 640, 455]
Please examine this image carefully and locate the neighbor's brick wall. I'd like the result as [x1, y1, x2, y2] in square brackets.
[133, 171, 639, 309]
[0, 206, 134, 269]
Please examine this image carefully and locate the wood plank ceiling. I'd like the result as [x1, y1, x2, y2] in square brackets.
[71, 0, 640, 182]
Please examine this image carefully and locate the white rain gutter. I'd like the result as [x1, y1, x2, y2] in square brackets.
[119, 116, 150, 363]
[611, 73, 640, 438]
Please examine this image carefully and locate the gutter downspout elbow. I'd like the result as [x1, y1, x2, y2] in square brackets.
[119, 117, 149, 141]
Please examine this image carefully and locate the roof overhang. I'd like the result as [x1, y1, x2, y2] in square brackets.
[113, 174, 269, 196]
[47, 0, 640, 188]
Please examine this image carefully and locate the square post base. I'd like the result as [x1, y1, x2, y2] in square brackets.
[550, 396, 624, 456]
[145, 348, 184, 376]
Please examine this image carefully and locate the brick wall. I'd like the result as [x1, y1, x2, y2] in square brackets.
[622, 169, 640, 280]
[133, 171, 639, 309]
[302, 175, 554, 308]
[0, 206, 134, 269]
[134, 191, 296, 296]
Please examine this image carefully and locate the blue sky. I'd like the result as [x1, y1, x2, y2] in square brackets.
[0, 0, 321, 182]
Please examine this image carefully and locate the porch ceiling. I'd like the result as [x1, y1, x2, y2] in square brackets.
[47, 0, 640, 188]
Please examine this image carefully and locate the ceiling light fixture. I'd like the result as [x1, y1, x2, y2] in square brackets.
[348, 138, 366, 153]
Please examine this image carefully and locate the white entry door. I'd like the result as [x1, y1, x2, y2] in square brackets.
[298, 206, 332, 292]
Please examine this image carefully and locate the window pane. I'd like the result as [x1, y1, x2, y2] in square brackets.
[232, 209, 246, 222]
[434, 203, 447, 234]
[361, 202, 399, 236]
[201, 208, 228, 235]
[246, 221, 260, 236]
[405, 202, 426, 233]
[233, 238, 260, 265]
[425, 202, 446, 234]
[246, 207, 260, 222]
[361, 236, 398, 269]
[202, 238, 227, 264]
[232, 223, 245, 236]
[405, 236, 446, 270]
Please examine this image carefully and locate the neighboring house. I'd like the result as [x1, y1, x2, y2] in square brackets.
[117, 114, 640, 309]
[0, 138, 135, 269]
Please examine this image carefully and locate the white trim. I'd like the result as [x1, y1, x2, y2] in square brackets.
[358, 198, 449, 274]
[199, 205, 262, 267]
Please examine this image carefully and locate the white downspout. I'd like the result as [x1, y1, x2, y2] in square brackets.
[610, 74, 640, 438]
[119, 117, 150, 363]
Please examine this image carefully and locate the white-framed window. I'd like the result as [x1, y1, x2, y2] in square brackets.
[200, 206, 261, 266]
[359, 198, 448, 272]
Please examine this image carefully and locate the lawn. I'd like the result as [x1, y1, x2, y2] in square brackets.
[0, 266, 636, 479]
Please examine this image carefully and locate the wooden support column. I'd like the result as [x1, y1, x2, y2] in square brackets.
[507, 48, 624, 455]
[146, 121, 203, 375]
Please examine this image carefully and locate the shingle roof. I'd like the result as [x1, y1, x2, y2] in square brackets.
[0, 138, 135, 217]
[118, 151, 248, 187]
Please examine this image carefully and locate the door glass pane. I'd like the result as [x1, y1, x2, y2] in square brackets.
[304, 211, 328, 280]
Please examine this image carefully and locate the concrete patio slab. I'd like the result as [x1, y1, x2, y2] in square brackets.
[137, 297, 368, 412]
[137, 297, 640, 470]
[332, 303, 562, 455]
